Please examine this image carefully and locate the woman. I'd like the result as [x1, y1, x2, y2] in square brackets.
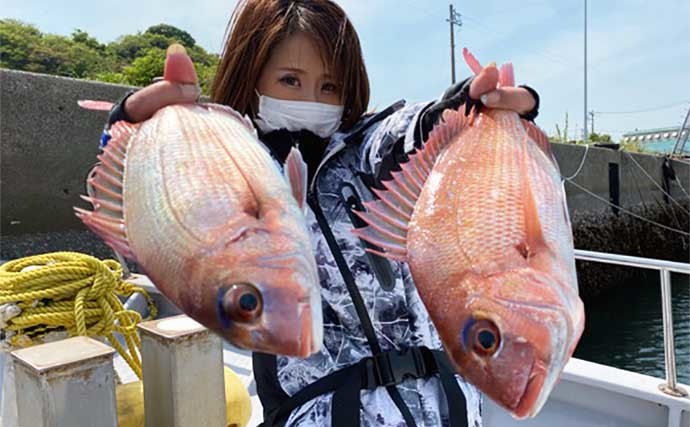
[104, 1, 539, 426]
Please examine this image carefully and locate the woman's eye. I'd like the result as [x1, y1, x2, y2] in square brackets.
[280, 76, 300, 87]
[322, 82, 337, 93]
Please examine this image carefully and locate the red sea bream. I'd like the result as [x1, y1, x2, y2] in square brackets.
[354, 49, 585, 418]
[76, 45, 322, 358]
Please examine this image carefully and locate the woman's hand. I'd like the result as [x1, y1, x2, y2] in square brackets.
[469, 63, 536, 116]
[418, 65, 540, 143]
[121, 44, 201, 123]
[124, 81, 200, 123]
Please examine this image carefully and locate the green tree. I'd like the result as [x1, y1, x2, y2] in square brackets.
[106, 32, 170, 63]
[123, 48, 166, 86]
[1, 20, 219, 95]
[0, 19, 42, 70]
[29, 34, 104, 78]
[145, 24, 196, 48]
[196, 61, 218, 94]
[92, 71, 130, 85]
[71, 29, 104, 52]
[588, 132, 613, 144]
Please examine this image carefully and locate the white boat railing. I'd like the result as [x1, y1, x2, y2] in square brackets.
[574, 249, 689, 398]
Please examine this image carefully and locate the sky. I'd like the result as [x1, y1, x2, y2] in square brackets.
[4, 0, 689, 141]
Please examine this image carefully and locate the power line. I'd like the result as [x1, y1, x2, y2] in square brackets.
[459, 13, 573, 67]
[594, 101, 689, 115]
[564, 179, 690, 237]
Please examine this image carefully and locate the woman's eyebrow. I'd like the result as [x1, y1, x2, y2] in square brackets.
[276, 67, 334, 80]
[277, 67, 305, 74]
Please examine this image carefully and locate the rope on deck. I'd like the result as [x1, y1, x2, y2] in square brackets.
[0, 251, 157, 380]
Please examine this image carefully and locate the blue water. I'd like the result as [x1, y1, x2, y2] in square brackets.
[575, 273, 690, 384]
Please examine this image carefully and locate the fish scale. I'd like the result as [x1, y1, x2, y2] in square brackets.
[76, 44, 323, 358]
[353, 48, 584, 419]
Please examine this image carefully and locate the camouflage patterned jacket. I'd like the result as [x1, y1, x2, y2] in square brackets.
[253, 99, 483, 427]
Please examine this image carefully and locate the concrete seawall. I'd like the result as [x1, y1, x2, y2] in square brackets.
[2, 69, 688, 295]
[2, 70, 136, 236]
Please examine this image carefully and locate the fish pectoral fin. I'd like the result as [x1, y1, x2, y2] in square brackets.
[74, 121, 139, 262]
[521, 154, 549, 260]
[219, 213, 266, 246]
[284, 147, 308, 213]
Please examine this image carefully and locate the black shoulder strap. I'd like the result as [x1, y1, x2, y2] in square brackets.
[260, 133, 469, 427]
[262, 348, 469, 427]
[305, 193, 417, 427]
[252, 352, 290, 422]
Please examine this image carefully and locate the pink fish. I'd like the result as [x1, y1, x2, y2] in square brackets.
[76, 44, 322, 358]
[354, 49, 585, 418]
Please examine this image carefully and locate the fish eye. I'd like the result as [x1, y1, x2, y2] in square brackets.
[477, 329, 497, 351]
[220, 283, 263, 323]
[463, 318, 501, 356]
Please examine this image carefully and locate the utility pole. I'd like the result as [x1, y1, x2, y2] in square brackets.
[447, 4, 462, 84]
[583, 0, 587, 144]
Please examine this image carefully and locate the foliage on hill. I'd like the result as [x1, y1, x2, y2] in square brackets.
[0, 19, 218, 94]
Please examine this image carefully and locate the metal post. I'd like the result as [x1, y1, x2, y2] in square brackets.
[582, 0, 587, 144]
[589, 111, 595, 135]
[11, 336, 118, 427]
[449, 4, 456, 84]
[138, 314, 227, 427]
[658, 268, 688, 397]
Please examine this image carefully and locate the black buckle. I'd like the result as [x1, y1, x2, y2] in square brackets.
[363, 347, 435, 390]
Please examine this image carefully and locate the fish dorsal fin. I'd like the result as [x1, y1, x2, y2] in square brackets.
[352, 107, 475, 261]
[284, 147, 308, 212]
[77, 100, 115, 111]
[74, 120, 139, 261]
[518, 137, 549, 261]
[523, 119, 556, 165]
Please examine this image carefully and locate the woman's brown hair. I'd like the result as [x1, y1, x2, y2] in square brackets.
[210, 0, 370, 130]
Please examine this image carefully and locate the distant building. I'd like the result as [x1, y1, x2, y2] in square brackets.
[621, 126, 689, 155]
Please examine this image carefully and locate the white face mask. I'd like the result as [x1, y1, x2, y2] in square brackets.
[254, 91, 344, 138]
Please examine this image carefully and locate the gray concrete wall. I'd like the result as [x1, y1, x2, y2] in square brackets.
[1, 69, 688, 237]
[1, 70, 136, 236]
[553, 139, 688, 216]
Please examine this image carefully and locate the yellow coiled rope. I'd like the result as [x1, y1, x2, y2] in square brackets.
[0, 251, 157, 380]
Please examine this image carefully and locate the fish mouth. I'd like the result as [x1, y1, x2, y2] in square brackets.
[517, 311, 572, 418]
[297, 286, 323, 357]
[513, 361, 547, 419]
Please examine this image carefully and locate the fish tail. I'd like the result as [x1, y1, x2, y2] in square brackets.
[77, 100, 115, 111]
[464, 48, 516, 88]
[498, 63, 515, 87]
[462, 47, 483, 75]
